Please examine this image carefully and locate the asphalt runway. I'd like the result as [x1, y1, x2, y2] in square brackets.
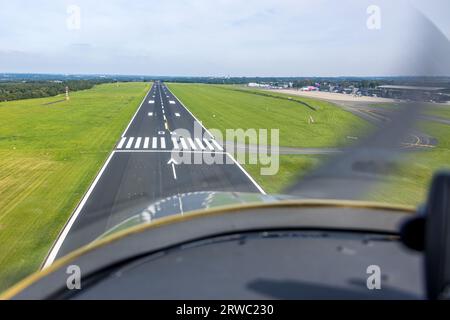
[44, 82, 264, 266]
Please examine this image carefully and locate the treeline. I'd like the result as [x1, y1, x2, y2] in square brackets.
[0, 80, 113, 102]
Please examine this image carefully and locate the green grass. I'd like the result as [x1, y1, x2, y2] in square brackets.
[0, 82, 150, 292]
[370, 121, 450, 205]
[243, 155, 324, 194]
[167, 83, 370, 148]
[426, 104, 450, 119]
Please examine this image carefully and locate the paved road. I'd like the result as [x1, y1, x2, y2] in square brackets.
[44, 82, 264, 266]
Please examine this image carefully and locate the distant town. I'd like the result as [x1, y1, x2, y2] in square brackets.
[1, 73, 450, 103]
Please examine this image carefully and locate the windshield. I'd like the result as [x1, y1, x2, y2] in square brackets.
[0, 0, 449, 297]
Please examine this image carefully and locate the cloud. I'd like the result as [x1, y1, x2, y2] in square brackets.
[0, 0, 448, 76]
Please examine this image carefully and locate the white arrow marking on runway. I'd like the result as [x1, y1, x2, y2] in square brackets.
[143, 137, 149, 149]
[167, 158, 178, 180]
[152, 137, 157, 149]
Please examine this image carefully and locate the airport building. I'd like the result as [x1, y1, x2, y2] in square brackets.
[376, 85, 450, 102]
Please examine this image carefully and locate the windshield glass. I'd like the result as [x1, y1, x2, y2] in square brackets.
[0, 0, 449, 296]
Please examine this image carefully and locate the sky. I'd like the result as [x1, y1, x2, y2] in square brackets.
[0, 0, 449, 77]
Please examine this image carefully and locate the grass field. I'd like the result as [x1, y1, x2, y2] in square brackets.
[167, 83, 370, 148]
[243, 154, 324, 194]
[0, 82, 150, 292]
[369, 121, 450, 205]
[169, 83, 450, 205]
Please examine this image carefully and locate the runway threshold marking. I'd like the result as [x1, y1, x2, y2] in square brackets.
[125, 137, 134, 149]
[187, 137, 197, 150]
[195, 138, 206, 150]
[172, 137, 180, 149]
[117, 137, 127, 149]
[134, 137, 142, 148]
[180, 137, 188, 149]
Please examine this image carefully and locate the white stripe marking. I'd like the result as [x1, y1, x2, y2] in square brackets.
[187, 137, 197, 150]
[195, 138, 206, 150]
[134, 137, 142, 149]
[143, 137, 149, 149]
[180, 137, 188, 149]
[126, 137, 134, 149]
[171, 163, 177, 179]
[175, 112, 180, 117]
[152, 137, 157, 149]
[226, 153, 266, 194]
[160, 137, 166, 149]
[172, 137, 179, 149]
[149, 100, 155, 104]
[203, 139, 214, 151]
[117, 137, 126, 149]
[211, 139, 224, 151]
[169, 100, 175, 104]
